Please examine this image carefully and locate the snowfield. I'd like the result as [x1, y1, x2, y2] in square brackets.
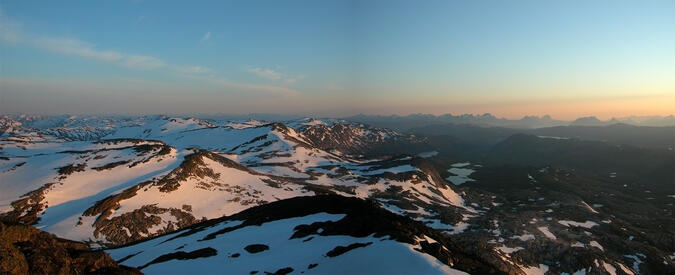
[107, 212, 467, 274]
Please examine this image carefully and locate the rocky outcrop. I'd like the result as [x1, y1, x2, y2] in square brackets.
[301, 123, 399, 156]
[0, 183, 55, 225]
[80, 180, 198, 246]
[155, 151, 224, 193]
[0, 221, 141, 275]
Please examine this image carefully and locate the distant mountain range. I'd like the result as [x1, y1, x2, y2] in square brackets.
[345, 113, 675, 130]
[4, 113, 673, 134]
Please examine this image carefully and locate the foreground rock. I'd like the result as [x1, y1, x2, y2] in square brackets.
[0, 221, 141, 275]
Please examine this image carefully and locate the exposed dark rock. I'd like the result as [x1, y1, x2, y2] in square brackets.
[229, 134, 269, 152]
[117, 251, 143, 264]
[96, 138, 165, 145]
[83, 181, 151, 219]
[137, 247, 217, 270]
[266, 267, 293, 275]
[301, 123, 403, 156]
[90, 204, 197, 245]
[244, 244, 269, 254]
[92, 160, 132, 171]
[155, 151, 224, 193]
[325, 242, 372, 257]
[56, 163, 87, 176]
[128, 144, 173, 167]
[0, 183, 55, 225]
[5, 161, 26, 172]
[82, 181, 198, 246]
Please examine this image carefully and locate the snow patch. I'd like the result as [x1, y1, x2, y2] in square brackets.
[416, 151, 438, 158]
[580, 201, 599, 214]
[510, 234, 535, 241]
[537, 226, 556, 240]
[558, 220, 598, 229]
[520, 264, 549, 275]
[446, 167, 475, 185]
[589, 241, 604, 251]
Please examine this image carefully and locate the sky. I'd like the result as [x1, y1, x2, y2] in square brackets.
[1, 0, 674, 120]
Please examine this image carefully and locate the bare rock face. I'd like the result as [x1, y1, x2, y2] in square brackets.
[0, 221, 141, 275]
[0, 183, 55, 225]
[301, 123, 400, 156]
[91, 205, 197, 245]
[82, 183, 198, 246]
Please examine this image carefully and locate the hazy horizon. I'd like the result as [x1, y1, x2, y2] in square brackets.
[1, 1, 674, 119]
[3, 111, 674, 123]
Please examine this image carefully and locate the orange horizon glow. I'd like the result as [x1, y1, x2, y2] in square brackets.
[346, 93, 675, 121]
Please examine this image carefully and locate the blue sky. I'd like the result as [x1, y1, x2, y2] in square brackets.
[1, 0, 673, 119]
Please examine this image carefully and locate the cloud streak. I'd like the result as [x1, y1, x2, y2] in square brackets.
[0, 11, 300, 96]
[0, 10, 160, 70]
[246, 66, 305, 84]
[174, 65, 211, 74]
[247, 67, 282, 80]
[188, 74, 301, 97]
[34, 37, 124, 62]
[284, 74, 306, 84]
[34, 37, 166, 70]
[0, 18, 166, 71]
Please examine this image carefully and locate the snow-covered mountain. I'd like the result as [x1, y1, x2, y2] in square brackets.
[0, 116, 469, 245]
[1, 115, 672, 274]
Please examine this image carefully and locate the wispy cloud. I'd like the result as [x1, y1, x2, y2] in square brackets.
[1, 13, 165, 70]
[0, 8, 21, 43]
[202, 31, 211, 41]
[246, 66, 305, 84]
[0, 11, 298, 95]
[247, 67, 282, 80]
[189, 74, 301, 97]
[324, 83, 348, 92]
[284, 74, 306, 84]
[123, 55, 166, 70]
[33, 37, 124, 62]
[173, 65, 211, 74]
[210, 78, 301, 96]
[31, 37, 165, 70]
